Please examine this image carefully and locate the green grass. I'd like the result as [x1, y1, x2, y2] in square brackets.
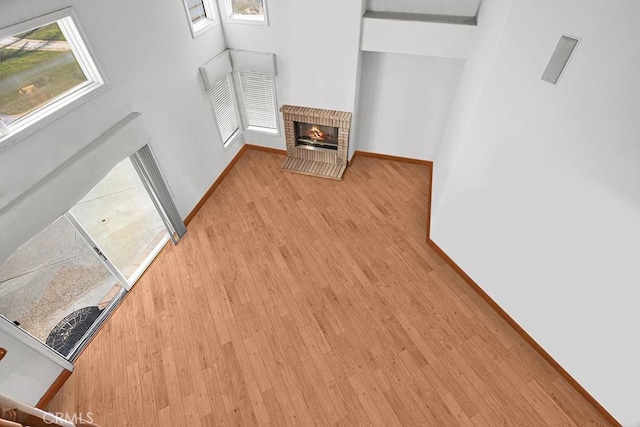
[0, 23, 83, 117]
[15, 23, 66, 42]
[1, 48, 61, 76]
[0, 47, 86, 116]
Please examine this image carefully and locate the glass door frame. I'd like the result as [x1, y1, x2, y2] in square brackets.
[63, 212, 129, 288]
[63, 210, 170, 292]
[60, 212, 127, 361]
[60, 153, 172, 360]
[61, 210, 170, 361]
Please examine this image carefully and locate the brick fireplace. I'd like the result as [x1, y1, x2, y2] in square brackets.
[280, 105, 352, 180]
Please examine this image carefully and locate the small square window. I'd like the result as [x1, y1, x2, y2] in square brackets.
[183, 0, 218, 37]
[224, 0, 268, 25]
[0, 9, 105, 149]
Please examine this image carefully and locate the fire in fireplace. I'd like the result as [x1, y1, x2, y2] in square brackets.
[295, 122, 339, 151]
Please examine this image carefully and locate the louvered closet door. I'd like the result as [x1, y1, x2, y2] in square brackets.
[238, 71, 277, 131]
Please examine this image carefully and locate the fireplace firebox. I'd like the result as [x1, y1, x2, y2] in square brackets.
[295, 122, 339, 151]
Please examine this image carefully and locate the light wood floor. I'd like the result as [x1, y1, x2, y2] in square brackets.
[49, 149, 610, 426]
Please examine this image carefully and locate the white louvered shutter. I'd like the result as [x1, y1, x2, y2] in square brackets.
[210, 75, 240, 145]
[238, 72, 277, 131]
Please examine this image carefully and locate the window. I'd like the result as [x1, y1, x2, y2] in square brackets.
[224, 0, 268, 24]
[0, 9, 105, 148]
[237, 71, 278, 133]
[183, 0, 217, 37]
[209, 75, 240, 147]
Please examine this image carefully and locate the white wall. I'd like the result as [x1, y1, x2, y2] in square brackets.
[432, 0, 514, 210]
[0, 0, 236, 222]
[355, 52, 463, 160]
[221, 0, 366, 154]
[361, 16, 476, 59]
[367, 0, 481, 17]
[0, 317, 72, 406]
[431, 0, 640, 423]
[0, 0, 233, 405]
[0, 114, 151, 265]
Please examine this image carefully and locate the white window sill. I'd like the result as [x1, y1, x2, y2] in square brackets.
[190, 18, 219, 38]
[246, 125, 279, 136]
[0, 83, 109, 153]
[223, 128, 243, 151]
[224, 15, 268, 26]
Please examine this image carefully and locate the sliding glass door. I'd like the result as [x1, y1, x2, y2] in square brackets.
[0, 215, 125, 359]
[68, 157, 170, 289]
[0, 155, 171, 360]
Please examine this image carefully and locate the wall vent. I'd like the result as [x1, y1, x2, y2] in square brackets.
[542, 35, 580, 85]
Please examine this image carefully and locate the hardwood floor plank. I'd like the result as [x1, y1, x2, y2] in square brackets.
[290, 397, 315, 427]
[48, 150, 612, 426]
[347, 373, 384, 426]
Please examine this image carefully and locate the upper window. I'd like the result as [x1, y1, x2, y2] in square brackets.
[224, 0, 268, 24]
[183, 0, 217, 37]
[209, 74, 241, 148]
[0, 9, 105, 149]
[237, 71, 278, 134]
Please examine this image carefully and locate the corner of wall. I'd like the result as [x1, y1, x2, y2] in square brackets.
[431, 0, 514, 223]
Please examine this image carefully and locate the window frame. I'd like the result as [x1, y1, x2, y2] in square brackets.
[223, 0, 269, 26]
[209, 74, 242, 150]
[235, 70, 279, 135]
[182, 0, 219, 38]
[0, 8, 107, 151]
